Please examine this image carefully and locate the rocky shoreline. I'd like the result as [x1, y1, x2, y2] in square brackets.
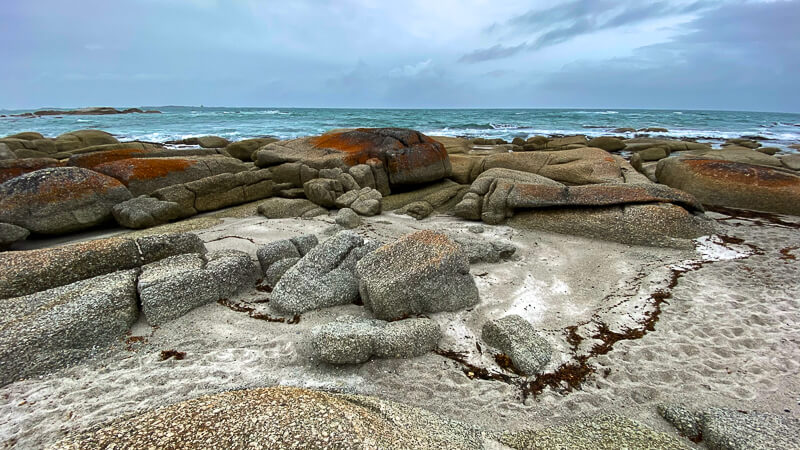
[0, 127, 799, 448]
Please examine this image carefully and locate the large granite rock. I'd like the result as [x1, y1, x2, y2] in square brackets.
[656, 156, 800, 215]
[167, 135, 230, 148]
[311, 316, 441, 364]
[55, 386, 486, 449]
[271, 231, 378, 314]
[254, 128, 452, 189]
[335, 187, 383, 216]
[92, 156, 248, 196]
[587, 136, 625, 152]
[0, 167, 132, 234]
[482, 315, 551, 375]
[0, 270, 139, 386]
[0, 158, 63, 183]
[0, 233, 206, 299]
[356, 230, 479, 320]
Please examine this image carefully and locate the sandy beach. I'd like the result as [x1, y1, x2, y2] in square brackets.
[1, 201, 797, 448]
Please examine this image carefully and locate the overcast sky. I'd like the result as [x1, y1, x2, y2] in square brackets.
[1, 0, 798, 111]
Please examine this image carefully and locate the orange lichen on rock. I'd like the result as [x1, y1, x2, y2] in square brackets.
[93, 158, 196, 183]
[69, 148, 151, 169]
[0, 159, 64, 184]
[685, 159, 799, 187]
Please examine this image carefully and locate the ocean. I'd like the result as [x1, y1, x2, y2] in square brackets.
[2, 107, 799, 150]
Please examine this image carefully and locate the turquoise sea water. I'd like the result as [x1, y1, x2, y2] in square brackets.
[2, 107, 799, 149]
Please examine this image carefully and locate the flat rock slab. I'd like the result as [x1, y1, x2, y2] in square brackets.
[0, 270, 139, 386]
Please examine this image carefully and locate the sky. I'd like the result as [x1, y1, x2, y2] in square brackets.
[0, 0, 798, 111]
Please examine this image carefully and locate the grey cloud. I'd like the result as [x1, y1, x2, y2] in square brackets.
[462, 0, 718, 63]
[458, 42, 528, 63]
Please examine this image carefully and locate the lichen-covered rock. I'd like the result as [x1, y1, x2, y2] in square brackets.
[257, 197, 328, 219]
[399, 201, 434, 220]
[112, 196, 183, 229]
[271, 231, 376, 314]
[0, 158, 63, 183]
[356, 230, 479, 320]
[0, 270, 139, 386]
[204, 250, 260, 298]
[92, 156, 248, 196]
[0, 223, 29, 249]
[0, 167, 132, 234]
[311, 316, 441, 364]
[482, 315, 551, 375]
[254, 128, 452, 189]
[656, 156, 800, 215]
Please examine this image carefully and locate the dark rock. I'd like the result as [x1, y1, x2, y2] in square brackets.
[0, 223, 29, 249]
[335, 208, 361, 229]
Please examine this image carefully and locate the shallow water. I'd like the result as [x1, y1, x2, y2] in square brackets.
[1, 107, 799, 148]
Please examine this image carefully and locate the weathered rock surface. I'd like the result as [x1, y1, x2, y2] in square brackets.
[67, 145, 224, 168]
[356, 230, 479, 320]
[311, 316, 441, 364]
[55, 386, 486, 449]
[166, 135, 230, 148]
[656, 156, 800, 215]
[0, 232, 205, 299]
[0, 223, 30, 249]
[138, 250, 257, 325]
[383, 179, 467, 216]
[679, 148, 782, 168]
[0, 158, 63, 183]
[112, 196, 183, 228]
[92, 156, 248, 196]
[501, 414, 689, 449]
[271, 231, 378, 314]
[256, 235, 318, 287]
[257, 197, 327, 219]
[482, 315, 551, 375]
[0, 167, 132, 234]
[0, 270, 139, 386]
[255, 128, 452, 189]
[660, 404, 800, 450]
